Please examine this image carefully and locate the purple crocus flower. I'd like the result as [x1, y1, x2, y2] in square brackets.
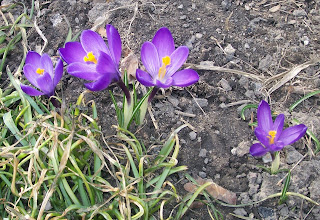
[59, 24, 121, 91]
[21, 51, 63, 97]
[250, 100, 307, 157]
[136, 27, 199, 88]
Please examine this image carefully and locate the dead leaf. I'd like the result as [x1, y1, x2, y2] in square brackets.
[189, 201, 204, 209]
[97, 26, 107, 38]
[184, 177, 237, 205]
[269, 4, 281, 13]
[120, 52, 138, 82]
[266, 58, 320, 95]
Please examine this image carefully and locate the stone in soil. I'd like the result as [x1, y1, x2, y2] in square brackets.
[258, 206, 276, 220]
[199, 148, 207, 158]
[189, 131, 197, 140]
[192, 98, 208, 108]
[285, 146, 303, 164]
[233, 208, 247, 217]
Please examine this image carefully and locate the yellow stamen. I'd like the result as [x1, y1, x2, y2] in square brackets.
[36, 68, 44, 75]
[158, 56, 171, 79]
[267, 130, 277, 144]
[83, 52, 97, 64]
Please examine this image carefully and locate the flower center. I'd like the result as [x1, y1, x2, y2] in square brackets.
[267, 130, 277, 144]
[83, 52, 97, 64]
[36, 68, 44, 75]
[158, 56, 171, 80]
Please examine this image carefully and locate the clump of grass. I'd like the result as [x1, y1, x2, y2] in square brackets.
[1, 67, 211, 219]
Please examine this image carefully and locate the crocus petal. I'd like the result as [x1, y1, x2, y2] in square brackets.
[36, 72, 54, 96]
[269, 142, 285, 152]
[25, 51, 41, 67]
[152, 27, 175, 60]
[155, 77, 173, 88]
[53, 59, 63, 87]
[59, 42, 87, 64]
[171, 69, 199, 87]
[273, 114, 284, 140]
[278, 124, 307, 146]
[21, 84, 44, 96]
[84, 75, 111, 91]
[166, 46, 189, 76]
[141, 42, 160, 76]
[257, 100, 273, 132]
[136, 69, 155, 87]
[255, 126, 270, 147]
[106, 24, 121, 64]
[40, 54, 54, 78]
[96, 51, 119, 81]
[81, 30, 109, 56]
[250, 143, 268, 157]
[67, 63, 101, 80]
[23, 64, 40, 88]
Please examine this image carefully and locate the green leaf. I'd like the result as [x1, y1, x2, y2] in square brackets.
[289, 90, 320, 112]
[3, 111, 29, 146]
[240, 104, 258, 120]
[279, 171, 291, 204]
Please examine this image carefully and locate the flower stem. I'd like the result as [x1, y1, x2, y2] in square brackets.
[148, 87, 159, 103]
[50, 97, 61, 109]
[271, 152, 280, 174]
[117, 80, 131, 104]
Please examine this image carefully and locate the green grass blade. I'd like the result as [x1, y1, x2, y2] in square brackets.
[6, 67, 33, 124]
[289, 90, 320, 112]
[3, 111, 29, 146]
[240, 104, 258, 120]
[279, 171, 291, 204]
[127, 87, 153, 128]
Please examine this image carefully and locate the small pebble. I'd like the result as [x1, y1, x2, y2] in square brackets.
[244, 90, 256, 99]
[199, 61, 214, 66]
[204, 158, 209, 164]
[193, 98, 208, 107]
[221, 0, 231, 10]
[285, 146, 303, 164]
[189, 131, 197, 140]
[279, 206, 289, 217]
[167, 96, 179, 107]
[180, 15, 187, 20]
[224, 44, 236, 60]
[177, 4, 183, 9]
[50, 13, 63, 27]
[262, 153, 272, 163]
[199, 171, 207, 178]
[219, 96, 226, 102]
[258, 54, 273, 70]
[292, 9, 307, 17]
[238, 76, 249, 88]
[186, 35, 196, 49]
[301, 36, 309, 46]
[195, 33, 203, 39]
[220, 78, 232, 91]
[233, 208, 247, 216]
[258, 206, 275, 219]
[199, 149, 207, 157]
